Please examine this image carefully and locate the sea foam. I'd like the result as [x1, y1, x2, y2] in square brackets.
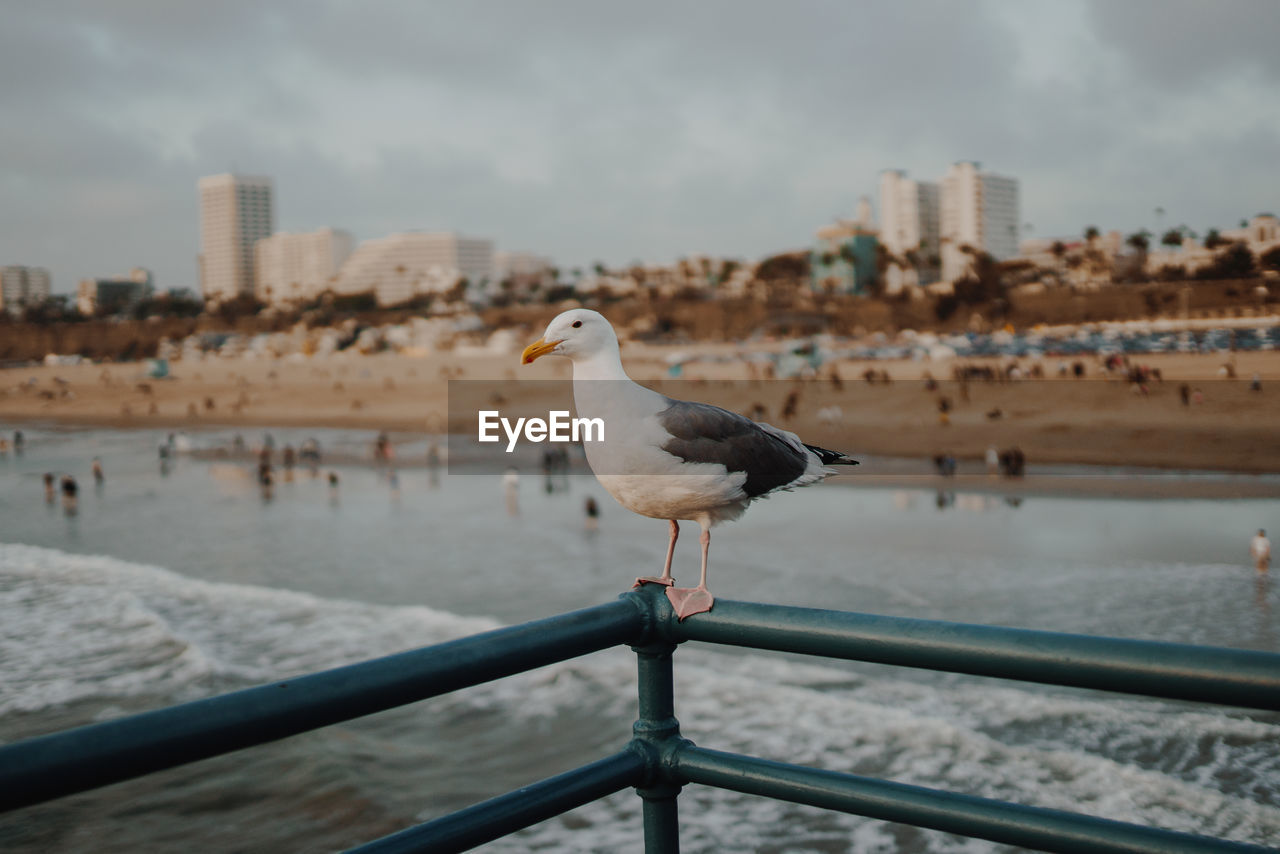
[3, 543, 1278, 852]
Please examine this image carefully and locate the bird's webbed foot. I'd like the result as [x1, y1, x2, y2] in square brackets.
[666, 585, 714, 620]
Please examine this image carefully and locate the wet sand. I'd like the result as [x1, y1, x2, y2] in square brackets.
[4, 346, 1280, 481]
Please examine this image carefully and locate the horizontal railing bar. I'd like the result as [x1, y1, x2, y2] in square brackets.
[348, 749, 646, 854]
[670, 598, 1280, 710]
[676, 745, 1278, 854]
[0, 598, 643, 813]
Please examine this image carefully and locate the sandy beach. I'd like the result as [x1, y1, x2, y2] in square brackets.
[4, 345, 1280, 482]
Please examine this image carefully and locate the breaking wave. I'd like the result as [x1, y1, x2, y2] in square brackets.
[2, 543, 1277, 853]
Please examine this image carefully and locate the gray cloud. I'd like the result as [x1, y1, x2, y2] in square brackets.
[1, 1, 1275, 294]
[1085, 0, 1280, 87]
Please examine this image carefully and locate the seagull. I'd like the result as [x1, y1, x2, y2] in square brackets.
[522, 309, 857, 620]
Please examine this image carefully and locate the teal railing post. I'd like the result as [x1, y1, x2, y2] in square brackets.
[629, 585, 689, 853]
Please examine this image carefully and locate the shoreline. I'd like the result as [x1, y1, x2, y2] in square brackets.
[6, 400, 1280, 479]
[10, 419, 1278, 501]
[6, 348, 1280, 479]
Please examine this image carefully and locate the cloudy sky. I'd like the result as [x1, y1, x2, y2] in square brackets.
[3, 0, 1277, 294]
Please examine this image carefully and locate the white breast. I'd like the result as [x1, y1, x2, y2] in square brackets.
[573, 380, 749, 522]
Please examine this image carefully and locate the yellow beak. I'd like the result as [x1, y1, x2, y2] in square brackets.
[521, 338, 562, 364]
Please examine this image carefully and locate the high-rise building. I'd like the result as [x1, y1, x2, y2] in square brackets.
[333, 232, 494, 307]
[939, 161, 1019, 281]
[198, 173, 274, 303]
[254, 228, 354, 306]
[879, 170, 942, 292]
[0, 265, 52, 314]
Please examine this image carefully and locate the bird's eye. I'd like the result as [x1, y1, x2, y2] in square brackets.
[572, 320, 582, 328]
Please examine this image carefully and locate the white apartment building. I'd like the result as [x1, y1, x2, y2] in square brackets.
[494, 250, 553, 281]
[0, 265, 51, 314]
[879, 170, 941, 292]
[1145, 213, 1280, 277]
[198, 173, 274, 303]
[254, 228, 354, 306]
[940, 161, 1020, 281]
[333, 232, 494, 307]
[1223, 213, 1279, 246]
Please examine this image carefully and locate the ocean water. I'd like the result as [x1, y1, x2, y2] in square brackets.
[1, 427, 1278, 852]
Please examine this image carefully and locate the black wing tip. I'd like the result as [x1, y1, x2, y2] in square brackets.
[803, 444, 859, 466]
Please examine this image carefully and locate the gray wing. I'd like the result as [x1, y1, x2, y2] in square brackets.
[656, 398, 809, 498]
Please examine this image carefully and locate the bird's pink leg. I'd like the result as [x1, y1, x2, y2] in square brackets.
[635, 520, 678, 588]
[667, 526, 714, 620]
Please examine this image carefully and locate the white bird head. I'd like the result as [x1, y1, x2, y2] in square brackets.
[522, 309, 618, 364]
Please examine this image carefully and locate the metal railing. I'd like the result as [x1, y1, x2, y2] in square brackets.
[2, 583, 1278, 853]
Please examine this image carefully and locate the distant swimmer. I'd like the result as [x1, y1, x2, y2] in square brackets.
[92, 457, 105, 485]
[1251, 529, 1271, 573]
[43, 472, 56, 503]
[584, 496, 599, 532]
[61, 475, 79, 514]
[301, 438, 322, 474]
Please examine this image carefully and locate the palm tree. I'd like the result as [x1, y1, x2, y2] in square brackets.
[1160, 229, 1183, 248]
[1047, 241, 1067, 282]
[1084, 225, 1100, 243]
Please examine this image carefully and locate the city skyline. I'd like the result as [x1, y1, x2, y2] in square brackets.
[2, 1, 1277, 294]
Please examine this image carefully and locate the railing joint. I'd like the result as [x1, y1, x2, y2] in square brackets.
[622, 583, 686, 647]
